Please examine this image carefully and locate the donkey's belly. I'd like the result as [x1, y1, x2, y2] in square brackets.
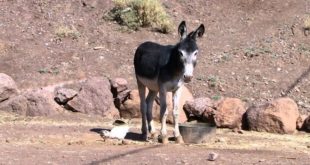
[137, 76, 159, 91]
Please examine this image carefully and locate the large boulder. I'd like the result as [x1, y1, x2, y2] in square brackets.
[0, 88, 63, 116]
[214, 98, 246, 129]
[119, 86, 193, 123]
[245, 97, 299, 134]
[66, 77, 118, 118]
[183, 97, 215, 123]
[0, 73, 18, 102]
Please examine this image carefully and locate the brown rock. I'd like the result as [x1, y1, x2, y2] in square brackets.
[54, 87, 78, 104]
[296, 115, 308, 130]
[0, 88, 63, 116]
[0, 73, 18, 102]
[246, 97, 299, 134]
[110, 78, 128, 97]
[66, 77, 117, 118]
[119, 86, 193, 123]
[183, 97, 215, 123]
[214, 98, 246, 129]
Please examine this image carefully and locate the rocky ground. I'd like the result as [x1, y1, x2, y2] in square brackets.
[0, 0, 310, 164]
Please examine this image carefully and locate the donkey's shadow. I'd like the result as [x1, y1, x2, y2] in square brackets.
[90, 128, 145, 141]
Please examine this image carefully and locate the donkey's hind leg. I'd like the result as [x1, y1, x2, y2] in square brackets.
[146, 90, 158, 139]
[137, 80, 147, 141]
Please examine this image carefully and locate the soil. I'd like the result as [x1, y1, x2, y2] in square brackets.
[0, 0, 310, 164]
[0, 112, 309, 165]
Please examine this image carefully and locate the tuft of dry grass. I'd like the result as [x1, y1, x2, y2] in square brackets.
[54, 25, 80, 39]
[107, 0, 173, 33]
[304, 16, 310, 30]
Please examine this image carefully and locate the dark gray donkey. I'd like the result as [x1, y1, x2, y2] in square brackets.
[134, 21, 205, 144]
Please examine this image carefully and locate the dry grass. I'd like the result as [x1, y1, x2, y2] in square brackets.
[107, 0, 173, 33]
[304, 16, 310, 30]
[54, 25, 80, 39]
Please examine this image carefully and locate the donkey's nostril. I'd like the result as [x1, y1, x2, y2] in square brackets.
[183, 75, 193, 83]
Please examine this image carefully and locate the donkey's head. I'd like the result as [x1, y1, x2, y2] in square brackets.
[176, 21, 205, 83]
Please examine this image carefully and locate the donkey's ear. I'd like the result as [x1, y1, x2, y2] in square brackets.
[178, 21, 187, 40]
[191, 24, 205, 40]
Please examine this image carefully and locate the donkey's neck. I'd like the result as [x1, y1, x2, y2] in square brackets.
[165, 45, 184, 78]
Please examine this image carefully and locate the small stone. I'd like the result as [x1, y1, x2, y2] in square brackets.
[208, 152, 219, 161]
[93, 46, 104, 50]
[122, 139, 130, 145]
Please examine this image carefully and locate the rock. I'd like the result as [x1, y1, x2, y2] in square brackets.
[245, 97, 299, 134]
[207, 152, 219, 161]
[0, 88, 63, 116]
[183, 97, 215, 123]
[110, 78, 128, 97]
[119, 89, 141, 119]
[110, 78, 130, 110]
[214, 98, 246, 129]
[119, 86, 193, 123]
[114, 89, 131, 109]
[66, 77, 117, 118]
[296, 115, 308, 130]
[54, 87, 78, 104]
[302, 116, 310, 132]
[0, 73, 18, 102]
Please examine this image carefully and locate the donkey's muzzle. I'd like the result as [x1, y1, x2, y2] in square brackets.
[183, 75, 193, 83]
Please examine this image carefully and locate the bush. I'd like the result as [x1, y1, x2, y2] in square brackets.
[107, 0, 173, 33]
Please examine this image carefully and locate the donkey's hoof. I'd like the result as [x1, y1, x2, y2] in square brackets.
[158, 135, 169, 144]
[141, 133, 148, 141]
[175, 136, 184, 144]
[149, 132, 158, 140]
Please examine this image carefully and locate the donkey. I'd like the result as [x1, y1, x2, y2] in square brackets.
[134, 21, 205, 144]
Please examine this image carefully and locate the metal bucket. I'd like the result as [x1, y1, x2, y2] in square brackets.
[179, 122, 216, 144]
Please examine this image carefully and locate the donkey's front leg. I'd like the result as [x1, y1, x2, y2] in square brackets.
[172, 87, 184, 144]
[159, 88, 169, 144]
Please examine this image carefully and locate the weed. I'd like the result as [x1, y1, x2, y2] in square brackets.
[55, 25, 80, 39]
[298, 43, 310, 56]
[106, 0, 173, 33]
[304, 16, 310, 36]
[243, 46, 271, 57]
[211, 95, 221, 101]
[304, 16, 310, 30]
[208, 75, 218, 88]
[38, 67, 60, 75]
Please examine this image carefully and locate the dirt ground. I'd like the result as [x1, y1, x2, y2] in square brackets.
[0, 0, 310, 164]
[0, 111, 309, 165]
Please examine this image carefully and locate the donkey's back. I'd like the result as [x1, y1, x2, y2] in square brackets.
[134, 41, 173, 80]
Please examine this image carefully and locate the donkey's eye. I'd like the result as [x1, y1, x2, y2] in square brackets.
[178, 51, 183, 57]
[194, 52, 198, 56]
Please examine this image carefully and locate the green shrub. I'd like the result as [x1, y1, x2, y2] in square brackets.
[107, 0, 173, 33]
